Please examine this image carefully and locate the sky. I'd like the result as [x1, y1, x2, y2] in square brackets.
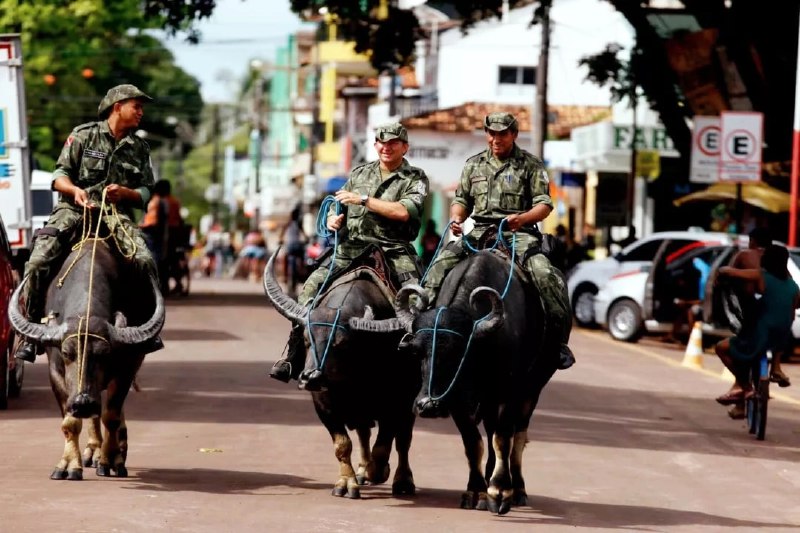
[160, 0, 310, 103]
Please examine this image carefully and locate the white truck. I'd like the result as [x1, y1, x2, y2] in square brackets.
[0, 34, 34, 269]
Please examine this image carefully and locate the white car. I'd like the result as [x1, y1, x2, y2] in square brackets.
[566, 230, 735, 327]
[594, 242, 800, 344]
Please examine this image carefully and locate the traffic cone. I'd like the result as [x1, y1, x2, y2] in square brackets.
[681, 321, 705, 369]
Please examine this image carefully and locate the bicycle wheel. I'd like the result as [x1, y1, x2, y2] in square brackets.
[756, 379, 769, 440]
[746, 395, 757, 434]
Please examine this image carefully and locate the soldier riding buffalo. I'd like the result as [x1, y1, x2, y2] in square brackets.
[264, 123, 429, 498]
[9, 85, 165, 479]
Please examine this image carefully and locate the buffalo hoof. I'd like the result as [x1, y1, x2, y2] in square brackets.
[460, 491, 475, 509]
[356, 474, 367, 486]
[391, 479, 415, 496]
[96, 464, 112, 477]
[512, 490, 528, 507]
[475, 496, 488, 511]
[368, 464, 390, 485]
[487, 497, 511, 515]
[82, 457, 93, 468]
[67, 469, 83, 481]
[50, 468, 68, 480]
[115, 465, 128, 478]
[331, 486, 361, 499]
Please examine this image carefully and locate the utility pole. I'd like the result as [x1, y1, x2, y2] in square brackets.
[532, 1, 550, 160]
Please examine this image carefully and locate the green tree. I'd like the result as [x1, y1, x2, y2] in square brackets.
[1, 0, 208, 167]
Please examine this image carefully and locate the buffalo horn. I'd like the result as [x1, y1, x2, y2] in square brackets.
[470, 287, 504, 337]
[262, 249, 308, 323]
[7, 275, 66, 344]
[108, 274, 166, 345]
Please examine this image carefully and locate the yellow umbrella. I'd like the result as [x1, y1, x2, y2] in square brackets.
[673, 182, 792, 213]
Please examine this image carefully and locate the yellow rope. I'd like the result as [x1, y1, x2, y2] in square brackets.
[54, 189, 138, 390]
[57, 194, 139, 287]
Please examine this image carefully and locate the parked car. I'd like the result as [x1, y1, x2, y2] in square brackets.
[594, 240, 800, 344]
[0, 213, 22, 409]
[566, 230, 736, 327]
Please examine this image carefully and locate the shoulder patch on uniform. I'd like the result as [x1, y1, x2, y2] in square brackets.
[465, 151, 485, 163]
[542, 170, 550, 184]
[65, 135, 74, 147]
[73, 121, 96, 133]
[351, 162, 372, 173]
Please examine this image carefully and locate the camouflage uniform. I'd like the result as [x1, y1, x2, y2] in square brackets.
[23, 85, 156, 322]
[297, 156, 429, 306]
[272, 122, 429, 385]
[422, 122, 571, 351]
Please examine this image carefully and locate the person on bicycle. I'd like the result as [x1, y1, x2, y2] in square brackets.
[14, 84, 162, 362]
[714, 243, 799, 407]
[420, 112, 574, 369]
[269, 122, 429, 385]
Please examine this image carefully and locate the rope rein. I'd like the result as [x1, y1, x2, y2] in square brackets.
[57, 199, 137, 287]
[59, 189, 135, 391]
[305, 195, 343, 372]
[424, 219, 518, 400]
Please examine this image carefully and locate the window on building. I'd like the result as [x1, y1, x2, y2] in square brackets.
[498, 66, 536, 86]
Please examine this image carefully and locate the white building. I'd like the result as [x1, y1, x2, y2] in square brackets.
[435, 0, 634, 109]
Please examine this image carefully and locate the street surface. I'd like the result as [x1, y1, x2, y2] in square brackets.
[2, 277, 800, 533]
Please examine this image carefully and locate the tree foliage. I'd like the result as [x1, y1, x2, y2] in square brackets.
[289, 0, 542, 69]
[1, 0, 208, 168]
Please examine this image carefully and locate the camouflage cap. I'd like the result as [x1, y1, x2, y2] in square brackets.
[97, 84, 153, 118]
[484, 112, 518, 132]
[374, 122, 408, 143]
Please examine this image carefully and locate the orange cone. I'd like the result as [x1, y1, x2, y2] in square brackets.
[681, 321, 705, 369]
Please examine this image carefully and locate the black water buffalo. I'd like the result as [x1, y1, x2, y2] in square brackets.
[398, 250, 559, 514]
[9, 240, 164, 480]
[264, 251, 421, 498]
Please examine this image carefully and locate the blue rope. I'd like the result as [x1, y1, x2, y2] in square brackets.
[462, 218, 510, 253]
[305, 195, 343, 371]
[422, 219, 520, 401]
[427, 307, 480, 402]
[419, 220, 457, 285]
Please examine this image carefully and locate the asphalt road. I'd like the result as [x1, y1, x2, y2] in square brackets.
[2, 277, 799, 533]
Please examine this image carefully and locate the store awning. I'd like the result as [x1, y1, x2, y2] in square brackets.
[673, 182, 792, 213]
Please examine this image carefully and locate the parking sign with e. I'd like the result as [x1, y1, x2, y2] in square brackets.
[690, 116, 721, 183]
[720, 111, 763, 182]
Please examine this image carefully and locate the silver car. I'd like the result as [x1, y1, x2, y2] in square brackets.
[566, 230, 735, 328]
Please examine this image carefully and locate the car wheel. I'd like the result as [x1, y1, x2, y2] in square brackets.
[0, 340, 8, 410]
[573, 285, 598, 328]
[607, 299, 644, 342]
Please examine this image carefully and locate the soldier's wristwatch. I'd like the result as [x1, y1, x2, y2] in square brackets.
[360, 194, 368, 206]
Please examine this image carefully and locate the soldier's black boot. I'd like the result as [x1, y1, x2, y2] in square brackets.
[270, 324, 305, 383]
[558, 344, 575, 370]
[16, 291, 44, 362]
[14, 341, 38, 363]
